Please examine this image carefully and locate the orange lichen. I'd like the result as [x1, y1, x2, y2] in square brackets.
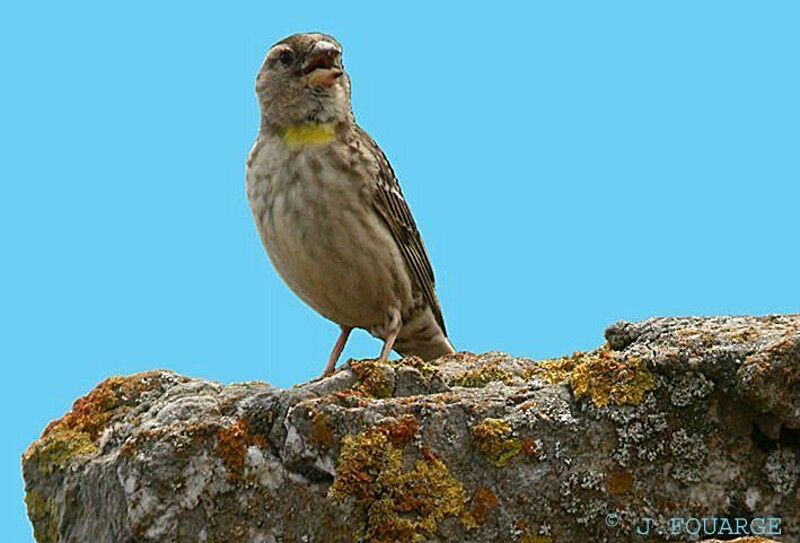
[310, 411, 335, 450]
[384, 414, 419, 447]
[25, 372, 173, 475]
[520, 437, 539, 460]
[216, 419, 268, 476]
[469, 487, 499, 525]
[43, 372, 166, 440]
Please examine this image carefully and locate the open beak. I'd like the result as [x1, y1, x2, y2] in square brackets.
[303, 41, 343, 88]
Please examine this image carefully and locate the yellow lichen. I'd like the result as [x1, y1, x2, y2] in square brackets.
[397, 356, 439, 383]
[449, 362, 514, 388]
[25, 429, 98, 476]
[528, 349, 654, 408]
[571, 353, 653, 407]
[521, 535, 553, 543]
[328, 417, 466, 542]
[471, 419, 521, 468]
[351, 360, 394, 399]
[330, 389, 371, 408]
[425, 392, 460, 405]
[25, 491, 57, 543]
[524, 355, 574, 384]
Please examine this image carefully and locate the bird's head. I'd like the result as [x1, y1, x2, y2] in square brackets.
[256, 33, 352, 131]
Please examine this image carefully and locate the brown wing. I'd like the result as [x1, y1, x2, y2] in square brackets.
[357, 125, 448, 335]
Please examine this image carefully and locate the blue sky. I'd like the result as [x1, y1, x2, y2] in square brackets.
[2, 1, 798, 539]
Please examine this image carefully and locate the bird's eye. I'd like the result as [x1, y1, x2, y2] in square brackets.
[279, 51, 294, 66]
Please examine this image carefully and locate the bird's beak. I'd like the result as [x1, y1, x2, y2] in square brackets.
[302, 41, 343, 88]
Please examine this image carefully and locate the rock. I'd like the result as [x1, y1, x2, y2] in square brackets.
[22, 315, 800, 543]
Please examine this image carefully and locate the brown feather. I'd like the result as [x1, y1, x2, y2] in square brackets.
[355, 126, 448, 336]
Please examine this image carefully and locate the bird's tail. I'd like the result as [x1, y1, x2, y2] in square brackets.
[394, 309, 456, 361]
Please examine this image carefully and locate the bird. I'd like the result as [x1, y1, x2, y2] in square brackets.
[246, 32, 455, 376]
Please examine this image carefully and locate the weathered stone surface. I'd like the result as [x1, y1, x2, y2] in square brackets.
[22, 316, 800, 542]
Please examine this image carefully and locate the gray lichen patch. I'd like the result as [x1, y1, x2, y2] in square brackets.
[764, 447, 799, 495]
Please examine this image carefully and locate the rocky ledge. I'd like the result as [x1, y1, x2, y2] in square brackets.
[23, 316, 800, 543]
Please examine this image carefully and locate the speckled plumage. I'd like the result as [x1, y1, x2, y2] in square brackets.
[247, 33, 454, 374]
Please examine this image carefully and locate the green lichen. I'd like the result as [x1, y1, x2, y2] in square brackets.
[328, 417, 467, 542]
[351, 360, 394, 399]
[471, 419, 521, 468]
[449, 362, 514, 388]
[25, 491, 57, 543]
[528, 348, 654, 408]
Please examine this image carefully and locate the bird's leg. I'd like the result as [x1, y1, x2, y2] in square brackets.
[377, 326, 400, 364]
[322, 326, 352, 377]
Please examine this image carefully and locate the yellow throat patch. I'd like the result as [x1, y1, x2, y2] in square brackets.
[282, 124, 336, 148]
